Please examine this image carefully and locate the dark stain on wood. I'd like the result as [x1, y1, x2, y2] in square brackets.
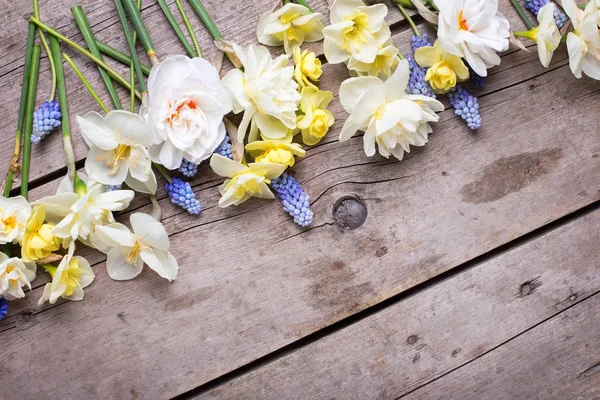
[461, 148, 564, 204]
[332, 195, 368, 230]
[519, 278, 542, 297]
[452, 348, 462, 357]
[332, 260, 345, 270]
[406, 335, 419, 345]
[375, 246, 388, 258]
[412, 352, 420, 363]
[15, 309, 36, 330]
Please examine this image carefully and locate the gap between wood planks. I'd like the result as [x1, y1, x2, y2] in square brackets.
[172, 198, 600, 399]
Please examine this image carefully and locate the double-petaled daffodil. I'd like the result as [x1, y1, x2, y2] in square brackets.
[0, 196, 31, 245]
[339, 59, 444, 160]
[21, 205, 60, 262]
[222, 44, 301, 143]
[94, 213, 178, 281]
[323, 0, 390, 64]
[0, 252, 36, 300]
[562, 0, 600, 79]
[514, 3, 561, 68]
[293, 47, 323, 89]
[257, 3, 325, 55]
[78, 110, 157, 194]
[245, 134, 305, 168]
[210, 154, 286, 207]
[415, 39, 469, 93]
[347, 24, 400, 79]
[38, 243, 94, 305]
[296, 87, 335, 146]
[434, 0, 510, 77]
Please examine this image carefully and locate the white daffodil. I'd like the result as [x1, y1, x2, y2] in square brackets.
[210, 154, 285, 207]
[346, 24, 400, 79]
[534, 3, 562, 68]
[94, 213, 178, 281]
[339, 59, 444, 160]
[323, 0, 390, 64]
[434, 0, 510, 77]
[0, 196, 31, 245]
[36, 174, 134, 245]
[257, 3, 324, 54]
[38, 243, 94, 305]
[563, 0, 600, 79]
[0, 252, 36, 300]
[222, 44, 301, 142]
[78, 110, 157, 194]
[147, 56, 232, 170]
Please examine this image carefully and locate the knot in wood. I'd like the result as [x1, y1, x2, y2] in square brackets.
[333, 195, 367, 230]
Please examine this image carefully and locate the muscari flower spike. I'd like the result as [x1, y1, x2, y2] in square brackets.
[106, 184, 122, 192]
[408, 34, 436, 98]
[524, 0, 568, 29]
[164, 177, 201, 215]
[0, 298, 8, 321]
[215, 135, 233, 159]
[178, 158, 198, 178]
[270, 172, 313, 227]
[31, 100, 61, 144]
[448, 85, 481, 130]
[468, 65, 486, 88]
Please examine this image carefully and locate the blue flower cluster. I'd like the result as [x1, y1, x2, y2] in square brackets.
[0, 298, 8, 321]
[410, 33, 432, 53]
[164, 177, 201, 215]
[31, 100, 61, 144]
[448, 85, 481, 130]
[468, 65, 486, 88]
[106, 184, 122, 192]
[215, 135, 233, 159]
[269, 172, 313, 227]
[178, 158, 198, 178]
[407, 34, 436, 98]
[524, 0, 568, 29]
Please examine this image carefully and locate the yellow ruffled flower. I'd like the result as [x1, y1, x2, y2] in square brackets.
[415, 39, 470, 94]
[293, 47, 322, 89]
[297, 87, 335, 146]
[21, 205, 60, 262]
[246, 136, 306, 169]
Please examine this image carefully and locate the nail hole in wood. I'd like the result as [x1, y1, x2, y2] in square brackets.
[333, 195, 367, 230]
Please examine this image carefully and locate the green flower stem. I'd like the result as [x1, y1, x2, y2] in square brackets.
[427, 0, 439, 12]
[294, 0, 313, 12]
[395, 1, 421, 36]
[30, 17, 141, 100]
[115, 0, 147, 93]
[96, 40, 151, 75]
[187, 0, 223, 40]
[175, 0, 202, 57]
[153, 163, 172, 184]
[156, 0, 197, 57]
[21, 45, 41, 199]
[4, 23, 36, 198]
[510, 0, 534, 30]
[72, 6, 122, 109]
[50, 37, 76, 183]
[33, 0, 57, 100]
[122, 0, 159, 65]
[63, 53, 110, 114]
[394, 0, 415, 7]
[150, 194, 162, 221]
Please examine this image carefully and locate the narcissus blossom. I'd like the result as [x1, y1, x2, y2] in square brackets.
[0, 196, 31, 245]
[415, 39, 469, 93]
[293, 47, 323, 89]
[346, 24, 399, 79]
[245, 135, 305, 168]
[0, 253, 36, 300]
[296, 87, 335, 146]
[21, 205, 60, 262]
[562, 0, 600, 79]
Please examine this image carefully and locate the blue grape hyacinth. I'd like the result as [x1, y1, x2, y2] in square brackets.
[215, 135, 233, 159]
[106, 184, 122, 192]
[524, 0, 568, 29]
[32, 100, 61, 144]
[270, 172, 313, 227]
[0, 298, 8, 321]
[448, 85, 481, 130]
[407, 35, 436, 98]
[164, 177, 201, 215]
[468, 65, 486, 88]
[178, 158, 198, 178]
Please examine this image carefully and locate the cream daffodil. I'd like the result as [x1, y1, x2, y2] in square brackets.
[514, 3, 561, 68]
[0, 196, 31, 245]
[323, 0, 390, 64]
[222, 44, 301, 143]
[0, 253, 36, 300]
[210, 154, 286, 207]
[21, 205, 60, 262]
[347, 24, 400, 79]
[38, 243, 94, 305]
[415, 39, 469, 93]
[293, 47, 323, 89]
[257, 3, 324, 55]
[94, 213, 178, 281]
[78, 110, 157, 194]
[339, 59, 444, 160]
[245, 135, 305, 168]
[434, 0, 510, 77]
[296, 87, 335, 146]
[563, 0, 600, 79]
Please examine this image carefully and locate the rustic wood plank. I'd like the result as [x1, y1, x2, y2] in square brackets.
[197, 209, 600, 399]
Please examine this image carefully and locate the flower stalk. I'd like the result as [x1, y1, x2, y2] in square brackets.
[122, 0, 160, 65]
[115, 0, 147, 94]
[33, 0, 57, 100]
[175, 0, 202, 57]
[95, 40, 151, 75]
[153, 163, 172, 184]
[63, 53, 110, 114]
[395, 1, 421, 36]
[510, 0, 534, 30]
[157, 0, 197, 57]
[21, 45, 41, 199]
[188, 0, 239, 65]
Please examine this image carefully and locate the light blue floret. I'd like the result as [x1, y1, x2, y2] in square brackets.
[448, 85, 482, 130]
[164, 177, 201, 215]
[31, 100, 61, 144]
[269, 172, 313, 227]
[178, 158, 198, 178]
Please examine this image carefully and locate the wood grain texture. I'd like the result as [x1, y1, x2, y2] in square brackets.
[198, 209, 600, 399]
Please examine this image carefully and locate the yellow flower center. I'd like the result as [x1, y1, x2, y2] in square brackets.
[126, 241, 142, 264]
[24, 223, 60, 261]
[341, 11, 370, 52]
[425, 61, 458, 93]
[226, 170, 269, 199]
[61, 259, 83, 297]
[97, 144, 131, 175]
[2, 214, 18, 233]
[256, 149, 296, 168]
[310, 110, 331, 138]
[374, 104, 387, 120]
[457, 11, 469, 31]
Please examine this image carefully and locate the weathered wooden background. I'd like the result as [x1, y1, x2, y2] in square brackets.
[1, 0, 599, 399]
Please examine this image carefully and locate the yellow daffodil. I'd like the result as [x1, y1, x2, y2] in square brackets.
[293, 47, 322, 89]
[297, 87, 335, 146]
[21, 205, 60, 263]
[245, 136, 306, 169]
[415, 39, 470, 94]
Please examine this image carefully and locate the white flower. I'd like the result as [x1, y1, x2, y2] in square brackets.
[78, 110, 157, 194]
[534, 3, 562, 68]
[563, 0, 600, 79]
[0, 196, 31, 245]
[257, 3, 324, 54]
[94, 213, 178, 281]
[434, 0, 510, 77]
[210, 154, 285, 207]
[339, 59, 444, 160]
[346, 24, 399, 79]
[0, 253, 36, 300]
[222, 44, 301, 142]
[146, 55, 232, 170]
[38, 243, 94, 305]
[323, 0, 390, 64]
